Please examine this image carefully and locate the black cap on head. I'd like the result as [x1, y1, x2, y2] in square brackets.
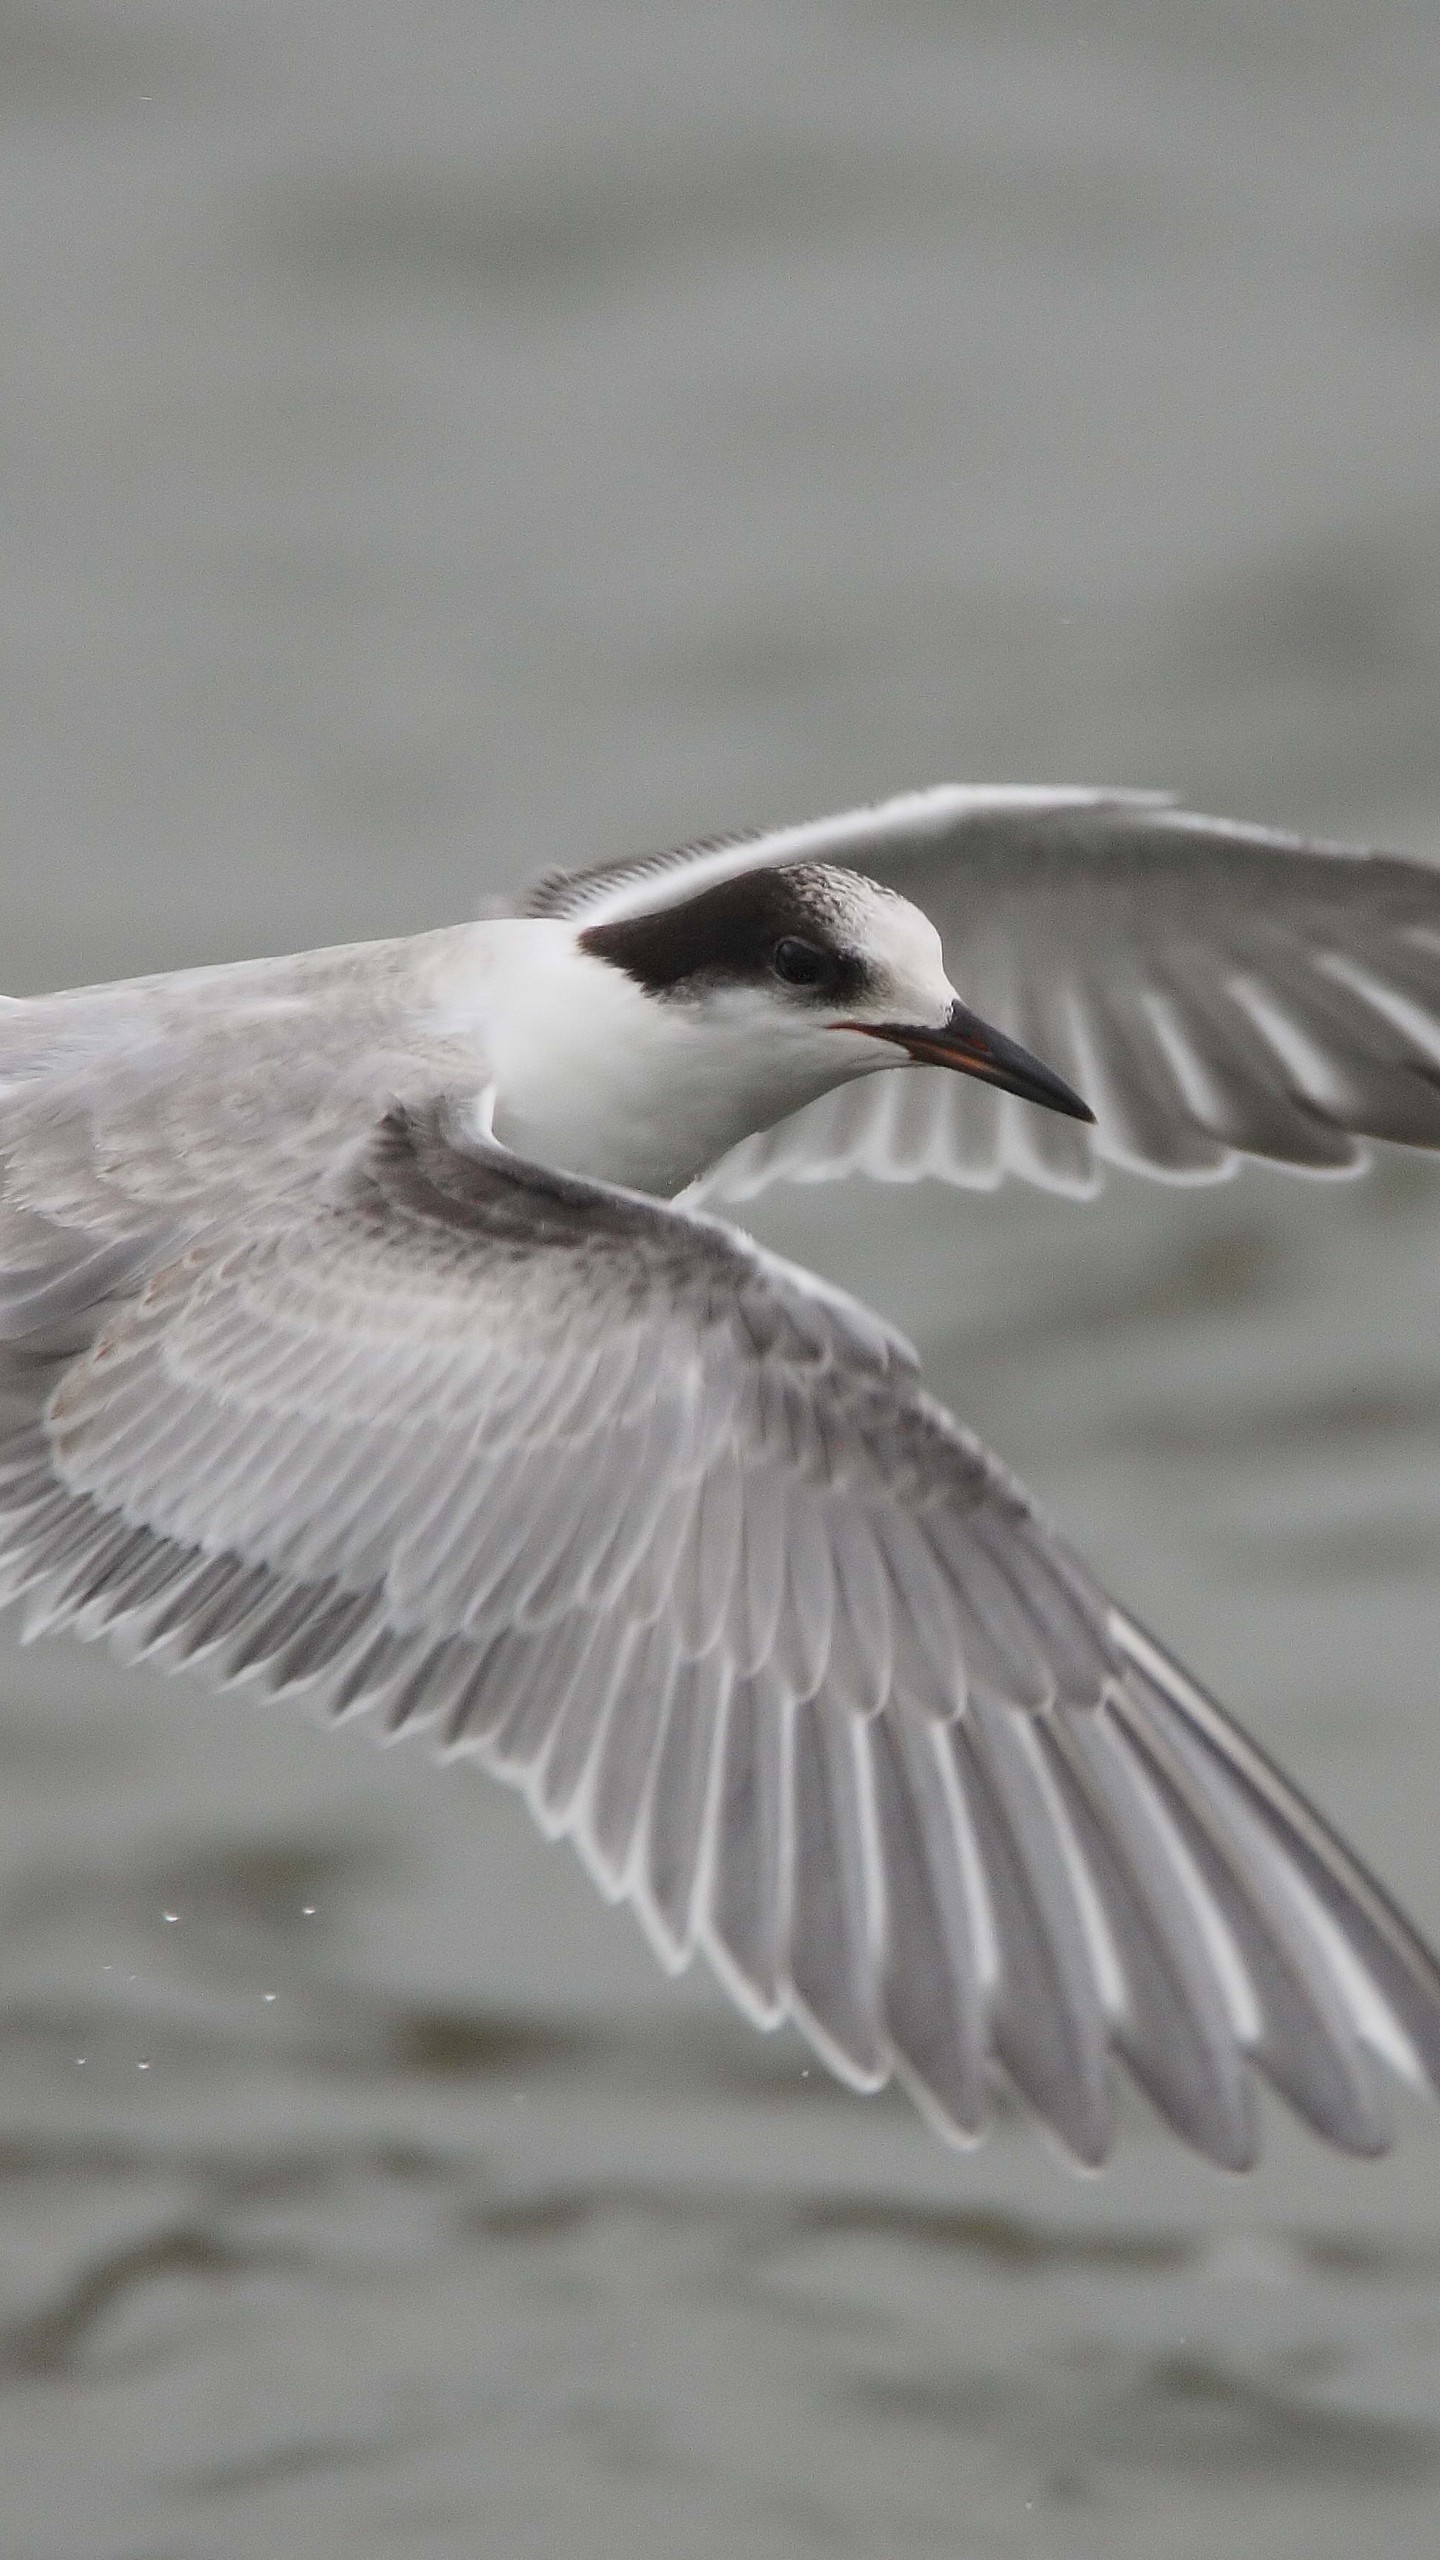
[580, 865, 873, 1006]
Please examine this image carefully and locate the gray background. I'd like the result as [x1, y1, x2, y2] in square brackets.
[3, 4, 1440, 2554]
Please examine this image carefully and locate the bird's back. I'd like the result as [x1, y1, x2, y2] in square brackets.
[0, 927, 491, 1238]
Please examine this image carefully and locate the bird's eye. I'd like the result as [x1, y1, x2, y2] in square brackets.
[772, 935, 831, 990]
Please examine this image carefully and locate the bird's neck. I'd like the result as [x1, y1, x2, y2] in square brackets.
[449, 922, 856, 1195]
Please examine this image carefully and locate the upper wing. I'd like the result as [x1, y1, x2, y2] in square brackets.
[3, 1088, 1437, 2168]
[645, 789, 1440, 1202]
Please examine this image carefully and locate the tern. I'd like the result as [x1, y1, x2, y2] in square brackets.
[7, 782, 1440, 2169]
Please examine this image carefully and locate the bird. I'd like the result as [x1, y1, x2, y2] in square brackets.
[6, 781, 1440, 2172]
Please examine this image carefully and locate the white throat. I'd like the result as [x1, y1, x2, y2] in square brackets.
[460, 921, 882, 1194]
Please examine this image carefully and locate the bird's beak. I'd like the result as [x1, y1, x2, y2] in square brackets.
[845, 999, 1094, 1122]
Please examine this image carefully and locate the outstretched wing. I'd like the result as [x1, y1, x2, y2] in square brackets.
[593, 788, 1440, 1202]
[2, 1083, 1436, 2167]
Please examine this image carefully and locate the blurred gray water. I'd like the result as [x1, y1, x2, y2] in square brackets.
[3, 3, 1440, 2553]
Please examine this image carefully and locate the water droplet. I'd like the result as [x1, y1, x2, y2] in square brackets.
[262, 1992, 277, 2005]
[163, 1911, 178, 1925]
[74, 2057, 86, 2068]
[136, 2059, 151, 2072]
[301, 1905, 317, 1918]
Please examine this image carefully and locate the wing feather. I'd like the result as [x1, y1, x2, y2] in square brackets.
[675, 791, 1440, 1199]
[952, 1697, 1114, 2163]
[871, 1704, 991, 2142]
[637, 1648, 733, 1968]
[1108, 1677, 1392, 2154]
[1039, 1704, 1261, 2167]
[0, 1080, 1434, 2165]
[583, 1616, 683, 1894]
[786, 1693, 887, 2087]
[702, 1666, 791, 2026]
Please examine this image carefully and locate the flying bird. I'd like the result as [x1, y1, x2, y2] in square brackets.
[6, 783, 1440, 2169]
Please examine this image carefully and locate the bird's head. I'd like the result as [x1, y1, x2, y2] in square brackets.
[483, 862, 1090, 1194]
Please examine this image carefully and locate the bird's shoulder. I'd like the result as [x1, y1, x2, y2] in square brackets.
[0, 926, 496, 1233]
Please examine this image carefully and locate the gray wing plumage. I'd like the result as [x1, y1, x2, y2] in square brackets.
[648, 789, 1440, 1202]
[1, 1037, 1435, 2165]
